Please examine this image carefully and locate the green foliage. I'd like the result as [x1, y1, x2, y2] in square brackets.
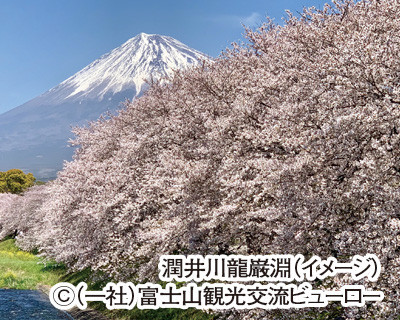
[98, 305, 218, 320]
[0, 239, 65, 289]
[0, 169, 36, 194]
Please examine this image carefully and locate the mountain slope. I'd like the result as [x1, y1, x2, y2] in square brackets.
[0, 33, 209, 179]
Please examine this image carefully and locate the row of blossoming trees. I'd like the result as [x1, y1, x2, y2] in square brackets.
[1, 0, 400, 318]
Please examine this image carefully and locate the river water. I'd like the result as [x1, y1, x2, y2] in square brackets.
[0, 289, 73, 319]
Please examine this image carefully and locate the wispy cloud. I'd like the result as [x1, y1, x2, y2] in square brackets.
[38, 168, 57, 178]
[211, 12, 263, 29]
[242, 12, 263, 27]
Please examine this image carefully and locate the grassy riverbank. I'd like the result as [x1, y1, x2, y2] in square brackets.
[0, 238, 216, 320]
[0, 238, 65, 289]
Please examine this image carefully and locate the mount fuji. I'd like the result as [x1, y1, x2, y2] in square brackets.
[0, 33, 209, 179]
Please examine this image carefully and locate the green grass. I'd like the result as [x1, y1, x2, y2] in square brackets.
[0, 238, 217, 319]
[98, 306, 217, 320]
[0, 238, 66, 289]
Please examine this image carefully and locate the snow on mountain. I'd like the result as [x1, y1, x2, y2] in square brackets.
[39, 33, 208, 104]
[0, 33, 209, 179]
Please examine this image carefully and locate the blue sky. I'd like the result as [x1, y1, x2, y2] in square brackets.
[0, 0, 329, 114]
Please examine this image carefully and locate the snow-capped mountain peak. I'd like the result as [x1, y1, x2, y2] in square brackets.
[49, 33, 209, 102]
[0, 33, 209, 179]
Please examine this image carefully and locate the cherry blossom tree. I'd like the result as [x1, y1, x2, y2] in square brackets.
[0, 192, 20, 238]
[0, 186, 48, 245]
[4, 0, 400, 318]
